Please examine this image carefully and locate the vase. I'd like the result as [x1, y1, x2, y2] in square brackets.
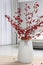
[18, 39, 33, 63]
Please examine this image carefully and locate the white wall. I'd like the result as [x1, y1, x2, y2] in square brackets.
[0, 0, 18, 45]
[18, 0, 34, 3]
[0, 0, 2, 44]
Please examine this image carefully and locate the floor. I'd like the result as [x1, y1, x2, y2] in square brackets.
[0, 45, 43, 57]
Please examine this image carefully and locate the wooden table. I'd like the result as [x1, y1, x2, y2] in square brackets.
[0, 56, 43, 65]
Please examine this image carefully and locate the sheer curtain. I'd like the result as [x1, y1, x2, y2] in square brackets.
[0, 0, 18, 45]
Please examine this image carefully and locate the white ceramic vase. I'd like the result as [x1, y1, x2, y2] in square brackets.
[18, 40, 33, 63]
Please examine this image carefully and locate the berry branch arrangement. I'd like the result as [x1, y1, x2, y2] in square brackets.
[5, 2, 43, 40]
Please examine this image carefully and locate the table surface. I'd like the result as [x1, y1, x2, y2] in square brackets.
[0, 56, 43, 65]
